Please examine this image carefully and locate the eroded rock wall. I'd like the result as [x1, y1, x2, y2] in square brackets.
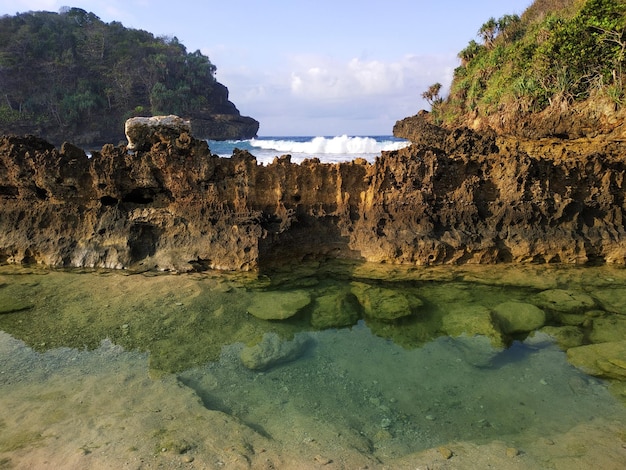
[1, 126, 626, 271]
[354, 138, 626, 264]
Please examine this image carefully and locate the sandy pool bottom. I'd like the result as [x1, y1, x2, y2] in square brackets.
[1, 329, 625, 470]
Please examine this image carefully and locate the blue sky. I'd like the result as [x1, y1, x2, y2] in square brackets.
[2, 0, 533, 135]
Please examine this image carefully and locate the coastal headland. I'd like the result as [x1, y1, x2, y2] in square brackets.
[2, 113, 626, 272]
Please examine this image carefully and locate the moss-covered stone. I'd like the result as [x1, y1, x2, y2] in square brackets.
[533, 289, 596, 313]
[441, 305, 504, 347]
[350, 282, 423, 321]
[540, 326, 585, 350]
[589, 316, 626, 344]
[247, 290, 312, 320]
[492, 301, 546, 334]
[0, 296, 33, 314]
[567, 341, 626, 380]
[310, 289, 360, 329]
[592, 288, 626, 314]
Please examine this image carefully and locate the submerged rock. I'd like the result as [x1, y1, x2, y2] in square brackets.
[589, 316, 626, 344]
[350, 282, 421, 321]
[567, 341, 626, 380]
[247, 290, 311, 320]
[240, 332, 313, 370]
[0, 298, 33, 314]
[446, 335, 502, 368]
[310, 289, 360, 329]
[442, 305, 504, 347]
[540, 326, 585, 350]
[533, 289, 596, 314]
[592, 288, 626, 314]
[492, 301, 546, 334]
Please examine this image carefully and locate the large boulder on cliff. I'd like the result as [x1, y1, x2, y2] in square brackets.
[125, 115, 192, 151]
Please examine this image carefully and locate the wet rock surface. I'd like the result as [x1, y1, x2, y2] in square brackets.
[3, 116, 626, 271]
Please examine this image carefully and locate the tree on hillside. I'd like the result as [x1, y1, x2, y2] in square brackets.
[0, 8, 220, 142]
[459, 40, 484, 65]
[478, 17, 499, 48]
[422, 83, 443, 106]
[497, 14, 522, 41]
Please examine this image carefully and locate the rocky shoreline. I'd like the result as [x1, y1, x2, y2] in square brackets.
[1, 114, 626, 271]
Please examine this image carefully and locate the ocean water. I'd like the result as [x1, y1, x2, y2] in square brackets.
[207, 135, 410, 164]
[1, 261, 626, 468]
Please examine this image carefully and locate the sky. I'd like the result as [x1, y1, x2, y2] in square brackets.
[1, 0, 533, 136]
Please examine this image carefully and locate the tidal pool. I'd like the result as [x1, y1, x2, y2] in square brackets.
[1, 261, 626, 469]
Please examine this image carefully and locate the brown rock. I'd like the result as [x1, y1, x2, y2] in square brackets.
[3, 118, 626, 272]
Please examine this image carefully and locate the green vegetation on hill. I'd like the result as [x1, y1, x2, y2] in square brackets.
[0, 8, 243, 144]
[429, 0, 626, 134]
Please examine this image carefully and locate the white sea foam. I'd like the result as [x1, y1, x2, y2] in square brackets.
[250, 135, 408, 155]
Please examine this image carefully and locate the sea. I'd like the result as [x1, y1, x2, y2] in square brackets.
[207, 135, 410, 164]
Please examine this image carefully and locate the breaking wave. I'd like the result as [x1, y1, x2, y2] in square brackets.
[207, 135, 409, 164]
[250, 135, 408, 155]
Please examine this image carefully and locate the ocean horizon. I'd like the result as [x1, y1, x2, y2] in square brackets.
[207, 135, 410, 165]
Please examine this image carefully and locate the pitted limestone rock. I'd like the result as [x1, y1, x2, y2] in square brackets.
[125, 115, 191, 151]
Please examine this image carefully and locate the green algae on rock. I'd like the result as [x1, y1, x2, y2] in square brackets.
[310, 288, 360, 329]
[540, 326, 585, 350]
[567, 341, 626, 381]
[589, 316, 626, 344]
[247, 290, 312, 320]
[0, 297, 33, 314]
[441, 305, 504, 348]
[533, 289, 597, 313]
[492, 301, 546, 334]
[350, 282, 422, 322]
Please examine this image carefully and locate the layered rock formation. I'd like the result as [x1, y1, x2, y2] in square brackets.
[1, 116, 626, 271]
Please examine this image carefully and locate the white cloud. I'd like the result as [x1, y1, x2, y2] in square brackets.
[287, 54, 451, 103]
[218, 52, 456, 135]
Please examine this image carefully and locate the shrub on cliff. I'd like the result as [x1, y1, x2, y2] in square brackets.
[434, 0, 626, 132]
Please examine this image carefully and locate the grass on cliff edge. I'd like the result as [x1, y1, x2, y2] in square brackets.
[432, 0, 626, 126]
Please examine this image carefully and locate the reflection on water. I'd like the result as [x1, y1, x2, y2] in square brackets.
[1, 261, 626, 467]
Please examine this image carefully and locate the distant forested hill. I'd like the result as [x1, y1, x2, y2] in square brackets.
[417, 0, 626, 139]
[0, 7, 258, 145]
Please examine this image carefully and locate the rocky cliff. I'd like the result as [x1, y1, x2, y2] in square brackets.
[0, 10, 259, 146]
[1, 117, 626, 271]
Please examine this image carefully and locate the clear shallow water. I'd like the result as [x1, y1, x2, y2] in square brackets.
[1, 262, 626, 467]
[207, 135, 410, 164]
